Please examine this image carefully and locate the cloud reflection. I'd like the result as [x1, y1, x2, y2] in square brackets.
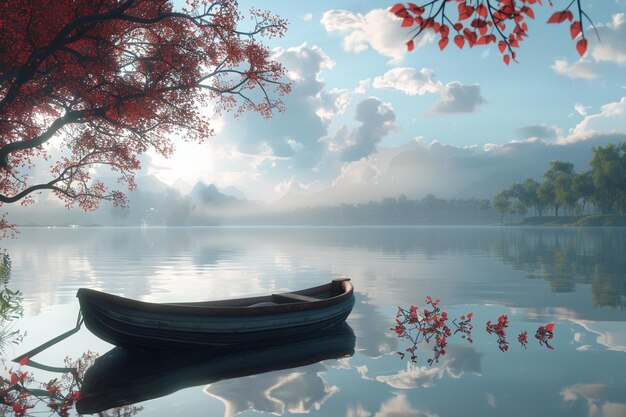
[561, 384, 626, 417]
[373, 394, 438, 417]
[372, 345, 482, 389]
[203, 363, 338, 417]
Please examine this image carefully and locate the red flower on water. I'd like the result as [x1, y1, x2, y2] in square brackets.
[535, 322, 555, 350]
[486, 315, 510, 352]
[518, 330, 528, 348]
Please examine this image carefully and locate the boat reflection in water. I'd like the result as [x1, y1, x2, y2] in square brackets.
[76, 323, 356, 414]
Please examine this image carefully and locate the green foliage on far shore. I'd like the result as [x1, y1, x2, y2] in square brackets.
[493, 142, 626, 224]
[516, 215, 626, 227]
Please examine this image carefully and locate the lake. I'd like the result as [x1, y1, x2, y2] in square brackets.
[2, 226, 626, 417]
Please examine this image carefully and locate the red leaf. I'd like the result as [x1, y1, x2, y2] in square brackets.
[453, 23, 463, 31]
[390, 3, 406, 15]
[471, 18, 487, 28]
[409, 4, 426, 15]
[467, 312, 473, 318]
[476, 4, 488, 18]
[454, 34, 465, 49]
[570, 21, 582, 39]
[10, 372, 18, 385]
[406, 39, 415, 52]
[19, 356, 28, 366]
[440, 24, 450, 37]
[464, 28, 477, 46]
[547, 11, 568, 24]
[498, 40, 507, 53]
[545, 322, 555, 332]
[401, 17, 414, 27]
[576, 38, 588, 56]
[438, 36, 449, 50]
[522, 6, 535, 19]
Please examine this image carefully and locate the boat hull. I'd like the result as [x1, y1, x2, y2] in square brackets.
[77, 279, 354, 349]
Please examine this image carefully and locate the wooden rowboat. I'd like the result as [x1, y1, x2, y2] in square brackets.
[77, 278, 354, 349]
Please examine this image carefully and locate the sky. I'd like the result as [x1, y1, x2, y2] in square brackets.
[147, 0, 626, 204]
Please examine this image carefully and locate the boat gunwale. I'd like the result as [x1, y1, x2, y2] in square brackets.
[77, 279, 353, 317]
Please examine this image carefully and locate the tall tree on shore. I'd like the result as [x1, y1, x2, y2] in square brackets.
[572, 171, 594, 217]
[522, 177, 542, 216]
[0, 0, 289, 235]
[555, 172, 577, 217]
[542, 160, 574, 217]
[590, 143, 626, 214]
[493, 190, 511, 224]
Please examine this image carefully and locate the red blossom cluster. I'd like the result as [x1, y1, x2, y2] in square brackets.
[535, 322, 555, 349]
[394, 299, 557, 363]
[390, 0, 594, 64]
[394, 296, 473, 365]
[518, 330, 528, 348]
[452, 312, 474, 343]
[486, 314, 510, 351]
[485, 316, 556, 351]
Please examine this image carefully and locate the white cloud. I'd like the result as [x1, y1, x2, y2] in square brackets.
[355, 78, 371, 94]
[321, 9, 433, 62]
[561, 383, 606, 403]
[274, 177, 322, 195]
[561, 383, 626, 417]
[332, 157, 381, 187]
[347, 404, 372, 417]
[429, 82, 485, 115]
[575, 103, 589, 116]
[560, 96, 626, 143]
[374, 394, 439, 417]
[372, 68, 440, 96]
[277, 43, 334, 82]
[592, 13, 626, 64]
[551, 59, 598, 80]
[330, 97, 397, 162]
[301, 13, 313, 22]
[371, 68, 485, 115]
[375, 361, 447, 389]
[317, 88, 350, 120]
[518, 124, 560, 140]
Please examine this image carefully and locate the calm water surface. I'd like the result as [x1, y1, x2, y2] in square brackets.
[2, 226, 626, 417]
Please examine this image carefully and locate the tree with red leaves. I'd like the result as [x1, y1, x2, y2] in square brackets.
[390, 0, 596, 64]
[0, 0, 289, 234]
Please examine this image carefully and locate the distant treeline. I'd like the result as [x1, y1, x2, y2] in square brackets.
[492, 142, 626, 223]
[251, 195, 499, 225]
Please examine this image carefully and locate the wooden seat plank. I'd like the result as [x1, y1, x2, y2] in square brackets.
[272, 293, 319, 303]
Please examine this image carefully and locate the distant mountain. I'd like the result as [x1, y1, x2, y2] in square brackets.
[217, 185, 247, 200]
[189, 181, 243, 206]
